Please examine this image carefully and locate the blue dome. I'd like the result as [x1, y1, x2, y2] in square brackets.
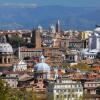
[34, 62, 50, 72]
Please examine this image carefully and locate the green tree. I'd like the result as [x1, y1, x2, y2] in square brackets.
[7, 88, 37, 100]
[9, 35, 25, 48]
[0, 78, 46, 100]
[71, 62, 90, 71]
[0, 79, 9, 100]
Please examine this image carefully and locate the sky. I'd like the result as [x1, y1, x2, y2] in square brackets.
[0, 0, 100, 7]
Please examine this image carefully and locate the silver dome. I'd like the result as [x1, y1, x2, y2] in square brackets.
[0, 43, 13, 53]
[34, 62, 50, 72]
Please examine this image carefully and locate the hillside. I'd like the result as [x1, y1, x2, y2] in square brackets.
[0, 5, 100, 30]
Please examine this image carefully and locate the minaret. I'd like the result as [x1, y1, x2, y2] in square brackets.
[56, 20, 60, 33]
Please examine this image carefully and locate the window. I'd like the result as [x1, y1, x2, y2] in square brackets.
[68, 89, 70, 92]
[72, 94, 74, 97]
[68, 94, 70, 98]
[79, 89, 82, 92]
[76, 89, 78, 92]
[78, 84, 81, 87]
[72, 89, 74, 92]
[8, 58, 10, 63]
[4, 58, 6, 63]
[56, 95, 59, 98]
[64, 90, 66, 92]
[0, 58, 2, 63]
[64, 95, 66, 98]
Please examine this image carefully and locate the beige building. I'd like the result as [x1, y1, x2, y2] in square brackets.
[43, 47, 63, 66]
[46, 77, 83, 100]
[81, 31, 92, 40]
[19, 47, 42, 60]
[84, 80, 100, 95]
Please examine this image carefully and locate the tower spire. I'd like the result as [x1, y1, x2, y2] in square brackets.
[56, 19, 60, 33]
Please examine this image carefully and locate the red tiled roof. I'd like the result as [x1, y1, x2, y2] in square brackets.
[20, 47, 42, 51]
[92, 67, 100, 70]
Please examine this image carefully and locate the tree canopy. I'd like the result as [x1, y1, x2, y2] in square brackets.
[0, 78, 45, 100]
[9, 35, 25, 48]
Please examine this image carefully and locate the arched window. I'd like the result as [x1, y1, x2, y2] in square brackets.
[4, 58, 6, 63]
[0, 57, 2, 63]
[8, 58, 10, 63]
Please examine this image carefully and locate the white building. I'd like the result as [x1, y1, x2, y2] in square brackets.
[66, 50, 80, 63]
[89, 27, 100, 50]
[46, 77, 83, 100]
[81, 28, 100, 60]
[13, 60, 27, 72]
[2, 73, 19, 88]
[84, 80, 100, 95]
[89, 33, 100, 50]
[0, 36, 14, 65]
[81, 49, 98, 59]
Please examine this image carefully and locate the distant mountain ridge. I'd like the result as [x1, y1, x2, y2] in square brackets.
[0, 5, 100, 30]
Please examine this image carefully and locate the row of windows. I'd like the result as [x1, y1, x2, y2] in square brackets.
[55, 84, 82, 88]
[84, 55, 96, 58]
[21, 52, 41, 58]
[55, 89, 82, 93]
[88, 55, 96, 58]
[48, 88, 82, 93]
[56, 94, 80, 99]
[0, 46, 11, 48]
[85, 83, 100, 87]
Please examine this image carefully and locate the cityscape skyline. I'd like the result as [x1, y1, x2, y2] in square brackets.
[0, 0, 100, 100]
[0, 0, 100, 7]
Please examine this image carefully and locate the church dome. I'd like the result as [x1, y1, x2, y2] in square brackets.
[50, 25, 55, 30]
[0, 36, 13, 53]
[34, 62, 50, 72]
[0, 43, 13, 53]
[94, 27, 100, 32]
[34, 55, 50, 72]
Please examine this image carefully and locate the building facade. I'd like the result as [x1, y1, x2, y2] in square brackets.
[46, 77, 83, 100]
